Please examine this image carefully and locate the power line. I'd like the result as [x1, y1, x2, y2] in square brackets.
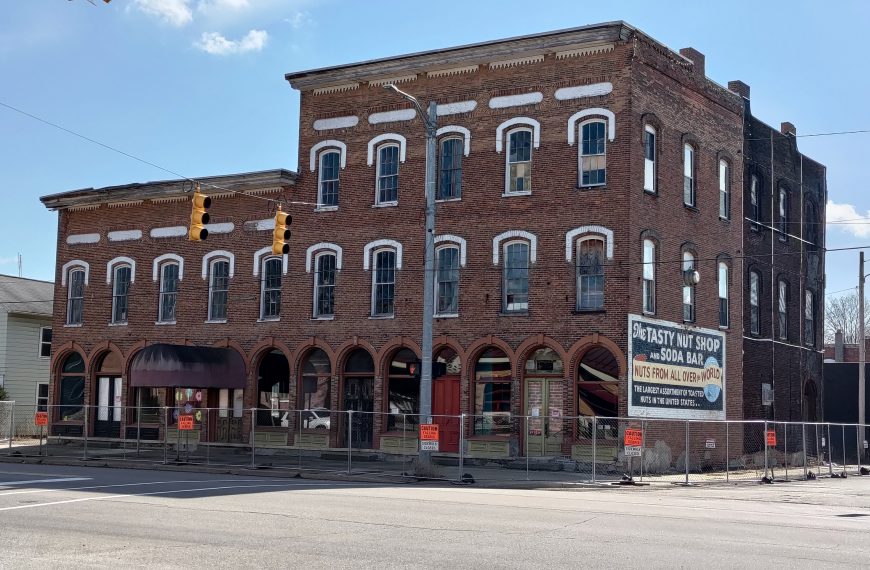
[826, 286, 857, 297]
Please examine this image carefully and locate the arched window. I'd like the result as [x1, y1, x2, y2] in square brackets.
[435, 245, 460, 316]
[208, 257, 230, 322]
[314, 252, 337, 318]
[434, 347, 461, 377]
[778, 187, 789, 242]
[371, 248, 397, 317]
[438, 137, 463, 200]
[718, 261, 729, 328]
[387, 348, 420, 431]
[683, 251, 695, 322]
[505, 128, 533, 194]
[805, 290, 816, 347]
[749, 270, 761, 335]
[805, 202, 818, 247]
[473, 347, 511, 436]
[300, 349, 331, 429]
[503, 241, 530, 312]
[683, 143, 696, 207]
[577, 346, 619, 440]
[256, 350, 290, 427]
[576, 237, 605, 311]
[778, 279, 789, 340]
[749, 174, 761, 229]
[376, 143, 400, 205]
[58, 352, 85, 421]
[642, 239, 656, 314]
[579, 120, 607, 187]
[719, 159, 730, 220]
[318, 150, 341, 208]
[110, 263, 132, 324]
[158, 262, 179, 323]
[643, 125, 656, 193]
[260, 257, 282, 320]
[66, 267, 86, 325]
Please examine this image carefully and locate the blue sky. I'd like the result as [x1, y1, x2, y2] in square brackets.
[1, 0, 868, 299]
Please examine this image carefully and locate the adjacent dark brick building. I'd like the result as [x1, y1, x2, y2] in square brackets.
[39, 21, 823, 458]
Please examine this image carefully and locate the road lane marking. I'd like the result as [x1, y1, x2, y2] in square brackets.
[0, 482, 353, 511]
[0, 477, 91, 487]
[0, 478, 286, 497]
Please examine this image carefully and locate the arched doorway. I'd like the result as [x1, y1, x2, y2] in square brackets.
[299, 349, 331, 430]
[342, 349, 374, 449]
[56, 352, 85, 436]
[93, 351, 123, 438]
[433, 347, 461, 453]
[524, 348, 564, 456]
[386, 348, 420, 432]
[576, 345, 620, 443]
[803, 380, 818, 423]
[256, 350, 290, 428]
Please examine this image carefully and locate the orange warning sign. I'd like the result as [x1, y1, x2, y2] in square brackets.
[766, 430, 777, 446]
[178, 414, 195, 431]
[419, 424, 439, 441]
[624, 428, 643, 447]
[34, 411, 48, 426]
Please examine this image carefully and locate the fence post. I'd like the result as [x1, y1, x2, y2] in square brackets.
[784, 424, 789, 481]
[763, 420, 769, 480]
[346, 410, 353, 475]
[458, 413, 465, 483]
[205, 408, 210, 466]
[401, 413, 407, 477]
[802, 423, 808, 480]
[250, 408, 256, 469]
[842, 424, 847, 475]
[827, 424, 833, 477]
[725, 421, 730, 483]
[591, 416, 597, 483]
[858, 424, 863, 473]
[684, 420, 689, 485]
[7, 404, 13, 452]
[83, 405, 89, 460]
[136, 394, 142, 457]
[163, 406, 168, 464]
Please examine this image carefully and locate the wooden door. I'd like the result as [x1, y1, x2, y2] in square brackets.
[433, 375, 460, 453]
[524, 378, 564, 457]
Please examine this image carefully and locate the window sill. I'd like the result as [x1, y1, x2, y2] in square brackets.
[501, 191, 532, 198]
[257, 317, 281, 323]
[64, 323, 83, 328]
[205, 319, 227, 324]
[572, 309, 605, 315]
[155, 320, 176, 326]
[643, 188, 657, 196]
[372, 201, 398, 208]
[577, 184, 607, 191]
[315, 206, 338, 213]
[643, 310, 656, 316]
[434, 313, 459, 319]
[499, 311, 529, 317]
[369, 315, 394, 320]
[108, 322, 128, 327]
[436, 197, 462, 204]
[312, 316, 335, 321]
[683, 204, 699, 213]
[719, 325, 730, 330]
[467, 434, 510, 441]
[719, 216, 730, 222]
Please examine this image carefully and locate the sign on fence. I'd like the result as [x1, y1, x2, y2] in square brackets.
[766, 430, 777, 446]
[419, 424, 439, 441]
[624, 428, 643, 447]
[705, 438, 716, 449]
[34, 412, 48, 426]
[628, 314, 726, 420]
[178, 415, 195, 430]
[420, 440, 439, 451]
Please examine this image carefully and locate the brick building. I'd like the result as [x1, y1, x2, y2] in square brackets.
[39, 22, 821, 458]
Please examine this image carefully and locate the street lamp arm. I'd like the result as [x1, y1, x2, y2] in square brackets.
[383, 84, 435, 131]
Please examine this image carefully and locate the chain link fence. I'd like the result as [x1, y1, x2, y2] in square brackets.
[3, 403, 869, 485]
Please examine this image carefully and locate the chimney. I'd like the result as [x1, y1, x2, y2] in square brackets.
[679, 47, 705, 77]
[728, 80, 750, 100]
[781, 121, 797, 137]
[835, 330, 845, 362]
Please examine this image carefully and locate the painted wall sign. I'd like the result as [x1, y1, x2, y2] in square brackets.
[628, 314, 726, 420]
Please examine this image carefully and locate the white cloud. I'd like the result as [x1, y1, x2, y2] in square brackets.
[284, 11, 313, 29]
[197, 0, 250, 14]
[0, 257, 17, 266]
[194, 29, 268, 55]
[133, 0, 194, 27]
[826, 199, 870, 238]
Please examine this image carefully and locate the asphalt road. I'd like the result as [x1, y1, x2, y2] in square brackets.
[0, 463, 868, 569]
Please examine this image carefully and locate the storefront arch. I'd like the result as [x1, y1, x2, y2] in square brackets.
[298, 348, 332, 430]
[341, 348, 375, 449]
[522, 347, 565, 456]
[56, 351, 86, 435]
[92, 349, 123, 438]
[384, 347, 420, 432]
[471, 346, 512, 437]
[255, 349, 290, 428]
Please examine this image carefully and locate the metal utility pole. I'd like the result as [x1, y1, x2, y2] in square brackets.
[860, 251, 866, 457]
[384, 85, 437, 473]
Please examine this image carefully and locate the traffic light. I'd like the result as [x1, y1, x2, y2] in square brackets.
[272, 208, 291, 255]
[188, 188, 211, 241]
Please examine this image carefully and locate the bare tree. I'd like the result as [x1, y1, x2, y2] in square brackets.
[825, 293, 870, 344]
